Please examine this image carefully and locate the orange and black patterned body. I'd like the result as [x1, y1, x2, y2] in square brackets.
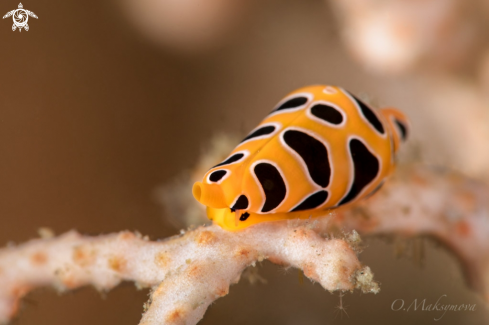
[192, 85, 409, 231]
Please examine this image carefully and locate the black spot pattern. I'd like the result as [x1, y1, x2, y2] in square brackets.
[283, 130, 331, 187]
[254, 163, 286, 213]
[232, 195, 249, 210]
[272, 97, 308, 113]
[394, 119, 408, 141]
[291, 190, 329, 212]
[338, 139, 380, 205]
[310, 104, 344, 125]
[239, 212, 250, 221]
[212, 153, 244, 169]
[209, 170, 227, 182]
[348, 92, 385, 134]
[241, 125, 276, 143]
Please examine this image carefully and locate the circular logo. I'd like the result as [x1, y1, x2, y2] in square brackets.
[13, 9, 27, 27]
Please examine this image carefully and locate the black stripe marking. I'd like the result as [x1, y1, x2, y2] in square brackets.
[232, 195, 249, 210]
[291, 190, 329, 212]
[241, 125, 275, 143]
[239, 212, 250, 221]
[254, 163, 286, 213]
[394, 119, 408, 141]
[272, 97, 308, 113]
[212, 153, 244, 169]
[283, 130, 331, 187]
[339, 139, 380, 205]
[209, 170, 227, 182]
[310, 104, 344, 125]
[348, 92, 385, 134]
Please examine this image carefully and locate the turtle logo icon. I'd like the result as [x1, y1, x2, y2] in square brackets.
[3, 3, 38, 32]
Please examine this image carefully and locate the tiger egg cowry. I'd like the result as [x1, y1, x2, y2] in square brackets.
[192, 85, 409, 231]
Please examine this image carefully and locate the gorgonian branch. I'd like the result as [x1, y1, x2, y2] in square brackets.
[0, 224, 377, 325]
[331, 165, 489, 300]
[1, 164, 488, 324]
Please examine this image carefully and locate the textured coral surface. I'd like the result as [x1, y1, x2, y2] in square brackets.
[0, 225, 376, 325]
[2, 164, 488, 324]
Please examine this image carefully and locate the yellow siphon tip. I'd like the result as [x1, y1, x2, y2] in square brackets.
[192, 181, 228, 209]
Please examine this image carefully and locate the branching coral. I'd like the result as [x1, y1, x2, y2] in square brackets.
[1, 164, 488, 324]
[0, 223, 377, 325]
[329, 0, 478, 73]
[121, 0, 250, 51]
[333, 165, 489, 301]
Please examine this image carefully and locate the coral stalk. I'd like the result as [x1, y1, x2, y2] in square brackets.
[1, 165, 488, 324]
[0, 225, 376, 325]
[332, 165, 489, 300]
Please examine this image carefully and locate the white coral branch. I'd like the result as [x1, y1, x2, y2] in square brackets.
[0, 224, 376, 325]
[1, 165, 488, 324]
[331, 165, 489, 300]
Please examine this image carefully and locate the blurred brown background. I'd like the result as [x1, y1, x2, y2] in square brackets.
[0, 0, 488, 324]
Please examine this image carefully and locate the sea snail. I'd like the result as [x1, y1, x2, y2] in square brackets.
[192, 85, 409, 231]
